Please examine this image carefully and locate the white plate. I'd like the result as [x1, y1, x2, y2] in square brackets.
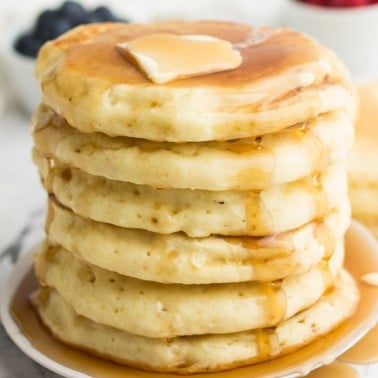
[0, 250, 90, 378]
[1, 221, 378, 378]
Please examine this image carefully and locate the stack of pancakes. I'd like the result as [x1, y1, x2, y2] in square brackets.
[31, 21, 359, 373]
[348, 83, 378, 237]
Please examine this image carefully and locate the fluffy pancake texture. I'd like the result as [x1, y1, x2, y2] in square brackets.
[32, 106, 353, 191]
[33, 269, 359, 374]
[348, 83, 378, 236]
[35, 21, 352, 142]
[46, 200, 350, 284]
[35, 241, 344, 338]
[30, 20, 358, 373]
[34, 150, 348, 237]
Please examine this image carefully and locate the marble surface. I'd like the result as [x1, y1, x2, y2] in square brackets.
[0, 1, 377, 377]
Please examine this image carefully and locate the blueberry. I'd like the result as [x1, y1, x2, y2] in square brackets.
[15, 1, 130, 58]
[90, 6, 128, 23]
[59, 1, 87, 25]
[48, 17, 73, 39]
[93, 6, 116, 21]
[85, 10, 104, 24]
[14, 34, 42, 57]
[33, 9, 59, 41]
[35, 11, 73, 41]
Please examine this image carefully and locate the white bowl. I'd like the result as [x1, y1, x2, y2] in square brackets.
[284, 1, 378, 81]
[3, 30, 40, 115]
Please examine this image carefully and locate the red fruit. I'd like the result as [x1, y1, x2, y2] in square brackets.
[325, 0, 369, 6]
[298, 0, 327, 5]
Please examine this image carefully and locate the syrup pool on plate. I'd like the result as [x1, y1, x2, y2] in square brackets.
[4, 221, 377, 378]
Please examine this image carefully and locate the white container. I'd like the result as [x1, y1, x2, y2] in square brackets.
[3, 34, 40, 115]
[284, 1, 378, 81]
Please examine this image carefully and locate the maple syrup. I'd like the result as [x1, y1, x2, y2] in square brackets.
[306, 361, 358, 378]
[339, 324, 378, 364]
[9, 222, 378, 378]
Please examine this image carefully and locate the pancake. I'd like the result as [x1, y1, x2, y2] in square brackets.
[35, 21, 352, 142]
[35, 241, 344, 338]
[46, 199, 350, 284]
[349, 183, 378, 222]
[349, 184, 378, 237]
[34, 149, 349, 237]
[347, 83, 378, 236]
[32, 106, 353, 191]
[348, 83, 378, 185]
[33, 269, 359, 373]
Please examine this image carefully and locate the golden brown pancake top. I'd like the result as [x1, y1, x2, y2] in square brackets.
[37, 20, 345, 89]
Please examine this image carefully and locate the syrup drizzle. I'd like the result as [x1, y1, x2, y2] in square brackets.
[339, 324, 378, 364]
[306, 361, 358, 378]
[8, 223, 378, 377]
[9, 270, 374, 378]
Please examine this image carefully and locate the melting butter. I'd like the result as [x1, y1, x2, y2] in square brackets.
[117, 33, 242, 84]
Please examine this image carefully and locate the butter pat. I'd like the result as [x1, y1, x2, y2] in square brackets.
[117, 33, 242, 84]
